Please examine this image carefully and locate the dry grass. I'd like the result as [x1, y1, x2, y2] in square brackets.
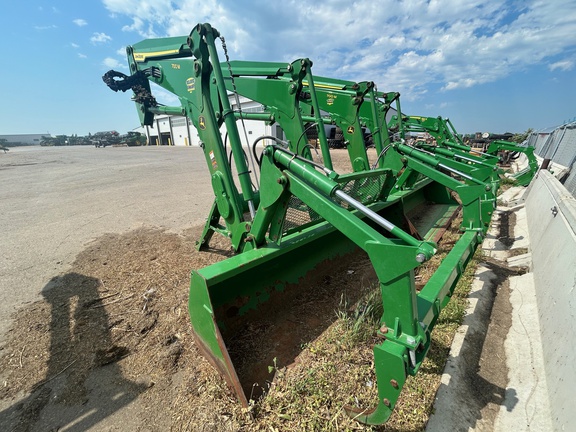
[0, 217, 482, 431]
[0, 146, 485, 430]
[250, 216, 483, 432]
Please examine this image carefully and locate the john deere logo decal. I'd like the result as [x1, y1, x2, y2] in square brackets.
[199, 116, 206, 130]
[327, 93, 336, 106]
[347, 126, 355, 134]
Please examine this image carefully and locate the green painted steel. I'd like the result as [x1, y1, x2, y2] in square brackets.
[487, 140, 539, 186]
[389, 114, 537, 187]
[103, 22, 503, 426]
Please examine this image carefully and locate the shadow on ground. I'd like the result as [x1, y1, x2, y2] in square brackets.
[0, 273, 147, 432]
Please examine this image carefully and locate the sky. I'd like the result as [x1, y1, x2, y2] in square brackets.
[1, 0, 575, 136]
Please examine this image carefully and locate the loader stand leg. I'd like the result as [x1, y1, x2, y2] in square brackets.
[344, 341, 407, 425]
[344, 248, 425, 425]
[197, 199, 221, 251]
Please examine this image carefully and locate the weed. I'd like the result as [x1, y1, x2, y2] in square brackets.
[337, 288, 383, 345]
[254, 220, 483, 431]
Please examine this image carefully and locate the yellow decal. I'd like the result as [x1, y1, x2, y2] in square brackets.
[198, 116, 206, 130]
[171, 63, 181, 70]
[347, 126, 355, 134]
[186, 77, 196, 92]
[302, 80, 345, 90]
[133, 49, 180, 62]
[327, 93, 336, 106]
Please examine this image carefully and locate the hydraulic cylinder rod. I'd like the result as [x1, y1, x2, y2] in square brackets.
[334, 189, 428, 254]
[270, 146, 435, 260]
[398, 143, 486, 185]
[424, 145, 496, 169]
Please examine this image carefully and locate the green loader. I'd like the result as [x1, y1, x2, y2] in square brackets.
[104, 23, 501, 425]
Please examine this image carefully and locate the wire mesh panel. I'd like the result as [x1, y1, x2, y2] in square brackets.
[532, 123, 576, 198]
[528, 132, 552, 154]
[541, 129, 562, 160]
[283, 196, 322, 232]
[282, 171, 390, 234]
[334, 174, 388, 208]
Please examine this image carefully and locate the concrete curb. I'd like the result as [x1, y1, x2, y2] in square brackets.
[427, 188, 551, 431]
[494, 271, 551, 431]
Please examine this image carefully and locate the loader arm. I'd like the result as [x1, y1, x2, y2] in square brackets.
[104, 24, 261, 252]
[103, 22, 502, 426]
[389, 114, 537, 186]
[298, 75, 404, 172]
[486, 139, 539, 186]
[389, 114, 496, 159]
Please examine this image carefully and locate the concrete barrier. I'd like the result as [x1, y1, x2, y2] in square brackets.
[525, 170, 576, 431]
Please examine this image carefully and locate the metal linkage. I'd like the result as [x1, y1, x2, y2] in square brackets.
[102, 69, 158, 108]
[389, 114, 537, 187]
[334, 189, 431, 258]
[220, 35, 260, 193]
[487, 140, 539, 186]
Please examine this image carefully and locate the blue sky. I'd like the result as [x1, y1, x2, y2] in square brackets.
[1, 0, 575, 136]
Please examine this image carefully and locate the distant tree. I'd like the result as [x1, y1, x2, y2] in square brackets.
[511, 128, 533, 144]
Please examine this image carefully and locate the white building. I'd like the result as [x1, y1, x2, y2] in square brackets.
[139, 95, 277, 147]
[136, 93, 393, 148]
[0, 134, 47, 146]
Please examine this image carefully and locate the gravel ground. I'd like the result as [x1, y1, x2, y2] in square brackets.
[0, 145, 211, 344]
[0, 145, 222, 431]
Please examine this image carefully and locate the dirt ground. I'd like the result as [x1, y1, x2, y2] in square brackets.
[0, 145, 515, 431]
[0, 146, 383, 431]
[0, 146, 216, 431]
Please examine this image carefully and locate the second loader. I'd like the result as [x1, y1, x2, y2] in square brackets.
[388, 114, 538, 186]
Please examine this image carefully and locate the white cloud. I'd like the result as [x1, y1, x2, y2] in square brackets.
[71, 43, 80, 49]
[91, 32, 112, 44]
[101, 0, 576, 100]
[78, 53, 88, 59]
[34, 25, 57, 30]
[103, 57, 125, 69]
[549, 60, 574, 71]
[150, 82, 180, 105]
[73, 18, 88, 27]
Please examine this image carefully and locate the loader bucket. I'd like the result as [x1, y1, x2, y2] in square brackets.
[189, 216, 361, 404]
[188, 166, 467, 410]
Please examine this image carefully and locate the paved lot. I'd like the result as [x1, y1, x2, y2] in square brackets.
[0, 145, 212, 344]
